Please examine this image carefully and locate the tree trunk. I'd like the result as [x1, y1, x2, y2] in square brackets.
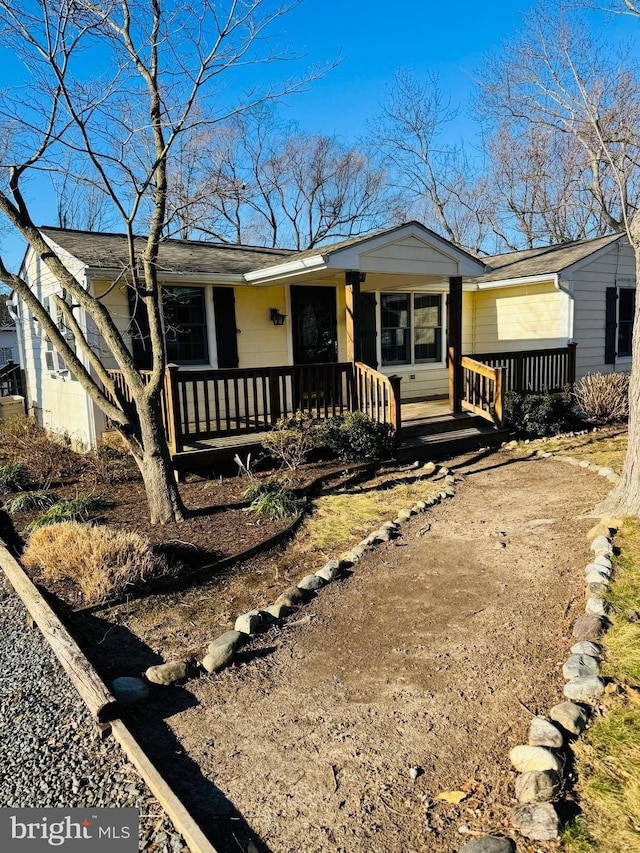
[134, 400, 185, 525]
[597, 235, 640, 517]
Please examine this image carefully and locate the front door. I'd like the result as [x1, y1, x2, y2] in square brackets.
[291, 286, 337, 365]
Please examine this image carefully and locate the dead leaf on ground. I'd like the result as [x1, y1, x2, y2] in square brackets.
[436, 790, 468, 804]
[625, 685, 640, 706]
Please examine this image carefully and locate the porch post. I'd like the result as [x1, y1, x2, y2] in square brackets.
[345, 271, 362, 363]
[448, 275, 463, 413]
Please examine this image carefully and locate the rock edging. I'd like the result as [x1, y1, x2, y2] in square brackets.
[458, 446, 620, 852]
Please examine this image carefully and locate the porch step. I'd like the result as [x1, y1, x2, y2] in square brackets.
[401, 411, 492, 439]
[396, 423, 511, 463]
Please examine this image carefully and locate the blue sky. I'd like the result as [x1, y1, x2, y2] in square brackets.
[0, 0, 636, 270]
[270, 0, 531, 139]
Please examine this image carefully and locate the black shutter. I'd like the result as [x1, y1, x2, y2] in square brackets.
[126, 285, 152, 369]
[361, 292, 377, 368]
[605, 286, 618, 365]
[213, 287, 239, 368]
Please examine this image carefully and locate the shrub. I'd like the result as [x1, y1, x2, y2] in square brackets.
[243, 479, 301, 520]
[0, 461, 30, 494]
[573, 372, 630, 425]
[24, 493, 109, 534]
[261, 412, 319, 470]
[317, 411, 394, 461]
[4, 490, 59, 514]
[504, 388, 572, 438]
[21, 521, 174, 605]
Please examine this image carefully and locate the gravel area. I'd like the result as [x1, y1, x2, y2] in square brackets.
[0, 572, 188, 853]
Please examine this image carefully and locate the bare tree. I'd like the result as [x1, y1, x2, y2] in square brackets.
[165, 107, 388, 249]
[0, 0, 321, 524]
[485, 122, 613, 248]
[370, 70, 492, 255]
[477, 4, 640, 234]
[478, 0, 640, 516]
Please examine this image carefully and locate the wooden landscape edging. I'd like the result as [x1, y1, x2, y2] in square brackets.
[0, 540, 119, 724]
[0, 539, 219, 853]
[109, 719, 219, 853]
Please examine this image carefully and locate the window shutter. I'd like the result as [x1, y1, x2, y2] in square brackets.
[361, 292, 377, 368]
[605, 287, 618, 365]
[213, 287, 239, 369]
[126, 285, 152, 369]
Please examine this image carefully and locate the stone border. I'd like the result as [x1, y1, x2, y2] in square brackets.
[457, 448, 620, 853]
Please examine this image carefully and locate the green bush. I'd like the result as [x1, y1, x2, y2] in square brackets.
[504, 389, 572, 438]
[0, 461, 30, 494]
[261, 412, 319, 470]
[243, 479, 301, 520]
[317, 411, 394, 461]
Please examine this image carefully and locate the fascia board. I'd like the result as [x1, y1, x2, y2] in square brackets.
[474, 273, 558, 290]
[243, 256, 327, 283]
[86, 268, 245, 286]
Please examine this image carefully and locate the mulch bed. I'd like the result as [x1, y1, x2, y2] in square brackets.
[3, 458, 362, 610]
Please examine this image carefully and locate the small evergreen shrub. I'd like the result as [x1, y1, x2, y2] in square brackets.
[243, 479, 301, 520]
[573, 372, 630, 425]
[317, 411, 394, 461]
[261, 412, 319, 470]
[21, 521, 174, 604]
[504, 388, 572, 438]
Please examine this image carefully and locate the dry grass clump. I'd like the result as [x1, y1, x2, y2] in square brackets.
[22, 521, 175, 605]
[573, 372, 630, 425]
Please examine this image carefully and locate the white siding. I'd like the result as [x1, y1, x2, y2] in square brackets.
[19, 252, 95, 448]
[570, 242, 636, 379]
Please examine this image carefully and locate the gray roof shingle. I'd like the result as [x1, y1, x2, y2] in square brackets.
[477, 233, 623, 282]
[39, 225, 626, 283]
[40, 227, 294, 275]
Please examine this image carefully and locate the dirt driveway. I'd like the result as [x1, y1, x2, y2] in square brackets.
[127, 448, 611, 853]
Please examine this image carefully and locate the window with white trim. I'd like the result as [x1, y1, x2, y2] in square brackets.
[380, 292, 443, 366]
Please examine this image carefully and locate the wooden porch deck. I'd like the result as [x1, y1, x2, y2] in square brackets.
[172, 399, 508, 475]
[105, 344, 574, 475]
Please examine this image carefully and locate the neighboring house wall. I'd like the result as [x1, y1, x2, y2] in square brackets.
[570, 241, 636, 380]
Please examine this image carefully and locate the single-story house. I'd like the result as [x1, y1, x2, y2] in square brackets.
[9, 222, 635, 460]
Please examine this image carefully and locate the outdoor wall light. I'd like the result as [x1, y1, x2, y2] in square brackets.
[270, 308, 287, 326]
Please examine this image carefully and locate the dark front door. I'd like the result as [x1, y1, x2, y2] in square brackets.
[290, 286, 338, 411]
[291, 286, 337, 365]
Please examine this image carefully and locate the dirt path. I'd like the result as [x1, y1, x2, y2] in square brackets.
[131, 449, 611, 853]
